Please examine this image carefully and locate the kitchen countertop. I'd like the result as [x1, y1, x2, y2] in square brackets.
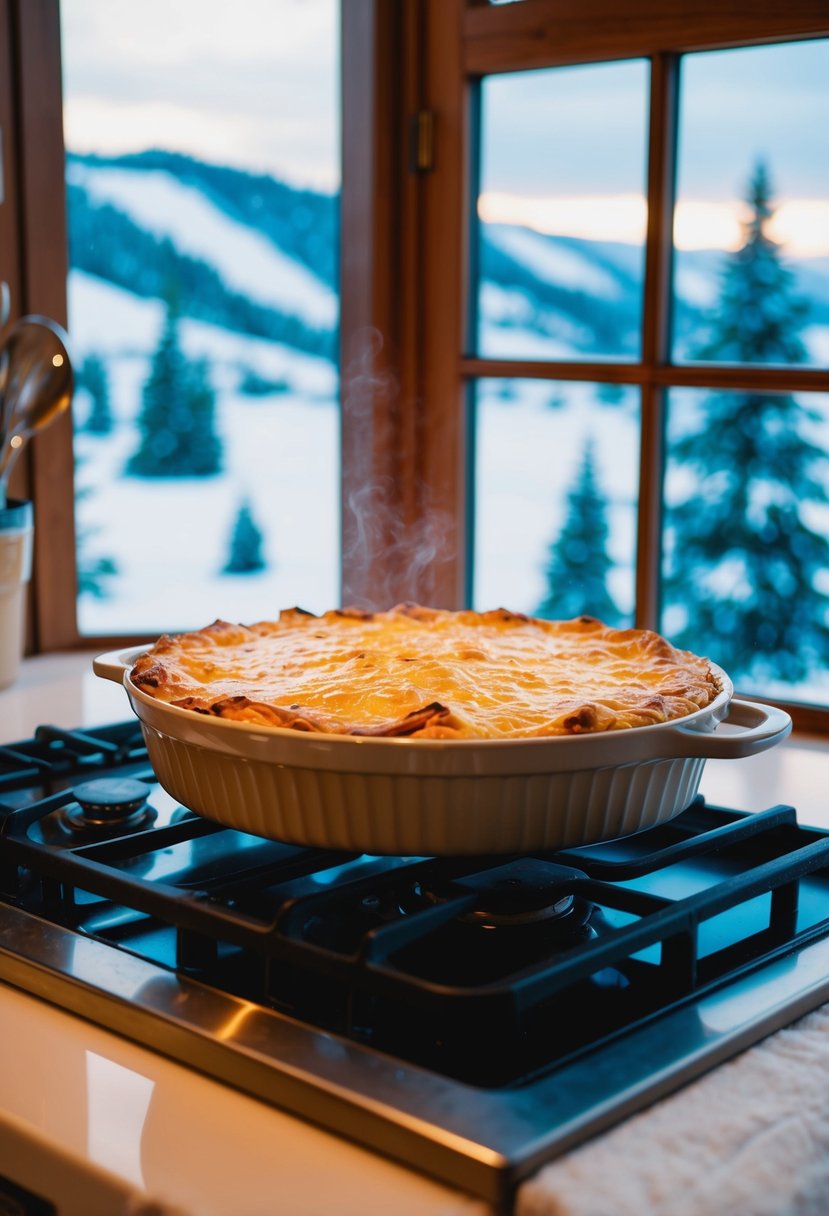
[1, 651, 828, 1216]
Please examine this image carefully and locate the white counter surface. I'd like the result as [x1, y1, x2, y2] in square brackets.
[0, 652, 827, 1216]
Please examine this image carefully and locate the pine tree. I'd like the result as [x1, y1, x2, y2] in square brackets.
[185, 357, 224, 476]
[74, 471, 118, 599]
[222, 499, 267, 574]
[80, 353, 113, 435]
[693, 162, 808, 365]
[126, 289, 222, 477]
[664, 162, 829, 681]
[536, 438, 621, 625]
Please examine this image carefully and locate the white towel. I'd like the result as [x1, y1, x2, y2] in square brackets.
[517, 1005, 829, 1216]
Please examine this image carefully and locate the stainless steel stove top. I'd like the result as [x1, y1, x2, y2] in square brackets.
[2, 722, 829, 1209]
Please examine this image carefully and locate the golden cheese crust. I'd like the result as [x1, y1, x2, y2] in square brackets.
[130, 605, 720, 740]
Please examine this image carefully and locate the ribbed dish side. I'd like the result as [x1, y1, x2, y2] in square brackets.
[143, 728, 707, 854]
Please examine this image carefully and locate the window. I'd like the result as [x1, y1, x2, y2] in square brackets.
[397, 0, 829, 728]
[62, 1, 340, 635]
[3, 0, 829, 730]
[476, 59, 649, 363]
[473, 379, 640, 623]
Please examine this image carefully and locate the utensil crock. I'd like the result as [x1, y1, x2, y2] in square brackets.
[0, 499, 33, 689]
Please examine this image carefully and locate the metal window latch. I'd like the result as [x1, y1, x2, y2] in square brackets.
[410, 110, 435, 173]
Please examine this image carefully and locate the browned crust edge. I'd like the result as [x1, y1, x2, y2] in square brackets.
[129, 605, 720, 739]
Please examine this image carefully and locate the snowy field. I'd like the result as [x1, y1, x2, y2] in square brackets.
[71, 269, 640, 638]
[71, 272, 339, 635]
[74, 277, 635, 637]
[473, 379, 639, 619]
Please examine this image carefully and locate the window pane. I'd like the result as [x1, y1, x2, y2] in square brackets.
[661, 388, 829, 707]
[472, 380, 639, 623]
[672, 40, 829, 367]
[62, 1, 340, 635]
[475, 61, 648, 361]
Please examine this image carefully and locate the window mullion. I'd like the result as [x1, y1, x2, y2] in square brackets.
[415, 0, 468, 609]
[340, 0, 410, 609]
[636, 52, 679, 630]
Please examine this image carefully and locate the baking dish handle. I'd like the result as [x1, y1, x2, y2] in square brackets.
[93, 645, 152, 684]
[662, 698, 792, 758]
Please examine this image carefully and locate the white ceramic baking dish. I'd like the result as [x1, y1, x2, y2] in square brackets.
[94, 647, 792, 855]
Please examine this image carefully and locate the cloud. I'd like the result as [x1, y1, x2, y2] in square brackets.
[61, 0, 339, 187]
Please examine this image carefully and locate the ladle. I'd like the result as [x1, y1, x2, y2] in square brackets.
[0, 316, 73, 504]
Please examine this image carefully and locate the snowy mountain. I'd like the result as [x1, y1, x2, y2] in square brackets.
[66, 151, 337, 364]
[67, 148, 829, 367]
[67, 158, 336, 330]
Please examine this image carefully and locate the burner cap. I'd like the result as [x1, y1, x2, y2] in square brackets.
[73, 778, 150, 819]
[414, 858, 589, 928]
[60, 777, 156, 835]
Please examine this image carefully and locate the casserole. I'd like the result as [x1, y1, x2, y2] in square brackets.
[94, 647, 792, 855]
[125, 607, 722, 738]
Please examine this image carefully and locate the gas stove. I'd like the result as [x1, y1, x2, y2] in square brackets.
[2, 721, 829, 1210]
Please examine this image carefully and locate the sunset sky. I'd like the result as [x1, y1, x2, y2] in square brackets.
[60, 4, 828, 255]
[61, 0, 340, 189]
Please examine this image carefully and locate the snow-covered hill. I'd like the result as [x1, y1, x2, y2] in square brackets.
[71, 271, 339, 634]
[68, 161, 337, 329]
[67, 148, 829, 365]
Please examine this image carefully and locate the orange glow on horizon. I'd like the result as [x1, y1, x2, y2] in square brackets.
[478, 191, 829, 257]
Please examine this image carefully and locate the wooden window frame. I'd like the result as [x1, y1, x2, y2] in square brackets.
[1, 0, 74, 653]
[3, 0, 829, 731]
[354, 0, 829, 731]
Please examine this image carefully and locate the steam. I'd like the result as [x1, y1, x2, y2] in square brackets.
[341, 328, 456, 608]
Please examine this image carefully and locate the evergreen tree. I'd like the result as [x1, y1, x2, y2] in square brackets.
[536, 438, 621, 624]
[222, 499, 267, 574]
[80, 353, 113, 435]
[126, 290, 222, 477]
[239, 366, 290, 397]
[596, 381, 624, 405]
[693, 162, 808, 364]
[664, 162, 829, 681]
[74, 473, 118, 599]
[185, 357, 224, 475]
[77, 547, 119, 599]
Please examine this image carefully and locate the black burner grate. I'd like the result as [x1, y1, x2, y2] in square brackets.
[3, 725, 829, 1087]
[0, 721, 148, 798]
